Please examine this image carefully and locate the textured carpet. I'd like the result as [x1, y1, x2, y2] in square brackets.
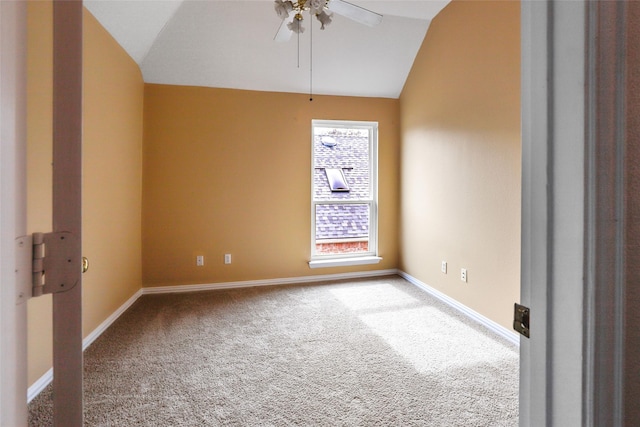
[28, 275, 519, 426]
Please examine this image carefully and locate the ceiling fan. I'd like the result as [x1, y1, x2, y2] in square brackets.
[273, 0, 383, 42]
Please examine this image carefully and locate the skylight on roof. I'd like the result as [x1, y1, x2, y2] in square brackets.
[325, 168, 350, 192]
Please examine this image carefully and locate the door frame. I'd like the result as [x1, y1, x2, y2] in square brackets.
[0, 1, 28, 425]
[520, 1, 627, 425]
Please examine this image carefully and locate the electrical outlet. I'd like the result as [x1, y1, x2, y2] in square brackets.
[224, 254, 232, 264]
[461, 268, 467, 282]
[441, 261, 447, 274]
[196, 255, 204, 266]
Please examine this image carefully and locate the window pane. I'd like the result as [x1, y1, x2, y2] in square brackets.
[315, 204, 370, 255]
[313, 127, 370, 201]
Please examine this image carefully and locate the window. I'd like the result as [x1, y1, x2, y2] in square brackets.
[310, 120, 380, 268]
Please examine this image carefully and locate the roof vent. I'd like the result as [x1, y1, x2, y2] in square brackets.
[321, 136, 337, 147]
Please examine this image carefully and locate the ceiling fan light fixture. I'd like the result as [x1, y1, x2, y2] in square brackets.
[308, 0, 328, 16]
[315, 10, 332, 30]
[287, 14, 305, 34]
[271, 0, 383, 101]
[274, 0, 381, 38]
[274, 0, 294, 20]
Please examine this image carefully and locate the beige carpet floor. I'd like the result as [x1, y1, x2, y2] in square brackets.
[28, 275, 519, 426]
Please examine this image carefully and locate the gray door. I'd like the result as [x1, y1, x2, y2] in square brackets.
[50, 1, 84, 425]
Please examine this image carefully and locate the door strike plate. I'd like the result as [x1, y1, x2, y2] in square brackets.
[513, 303, 530, 338]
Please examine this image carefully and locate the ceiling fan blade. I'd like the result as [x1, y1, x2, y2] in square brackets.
[274, 17, 293, 42]
[327, 0, 382, 27]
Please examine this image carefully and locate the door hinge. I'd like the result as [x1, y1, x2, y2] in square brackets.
[513, 303, 530, 338]
[32, 231, 81, 297]
[15, 236, 33, 304]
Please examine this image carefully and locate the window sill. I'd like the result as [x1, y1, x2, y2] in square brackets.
[308, 256, 382, 269]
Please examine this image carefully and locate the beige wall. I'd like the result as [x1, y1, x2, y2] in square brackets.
[26, 4, 144, 385]
[625, 2, 640, 424]
[24, 1, 640, 419]
[143, 85, 399, 286]
[399, 0, 521, 330]
[26, 1, 54, 384]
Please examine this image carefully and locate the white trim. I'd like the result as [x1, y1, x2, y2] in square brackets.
[27, 368, 52, 404]
[0, 2, 28, 425]
[398, 271, 520, 347]
[28, 270, 397, 401]
[27, 289, 143, 403]
[28, 267, 521, 404]
[316, 237, 368, 244]
[81, 289, 143, 351]
[143, 268, 398, 294]
[520, 3, 552, 423]
[308, 256, 382, 269]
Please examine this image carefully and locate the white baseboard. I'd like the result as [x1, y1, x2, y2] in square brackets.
[27, 269, 397, 402]
[398, 270, 520, 347]
[28, 269, 517, 402]
[27, 289, 143, 403]
[26, 368, 52, 404]
[82, 289, 143, 351]
[143, 269, 399, 294]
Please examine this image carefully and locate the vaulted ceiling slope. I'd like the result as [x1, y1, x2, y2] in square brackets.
[85, 0, 450, 99]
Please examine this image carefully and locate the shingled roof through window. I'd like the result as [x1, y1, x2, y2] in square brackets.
[313, 129, 370, 241]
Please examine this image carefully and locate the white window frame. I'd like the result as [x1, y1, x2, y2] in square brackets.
[309, 120, 381, 268]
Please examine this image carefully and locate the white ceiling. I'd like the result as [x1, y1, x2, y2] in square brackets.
[85, 0, 450, 99]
